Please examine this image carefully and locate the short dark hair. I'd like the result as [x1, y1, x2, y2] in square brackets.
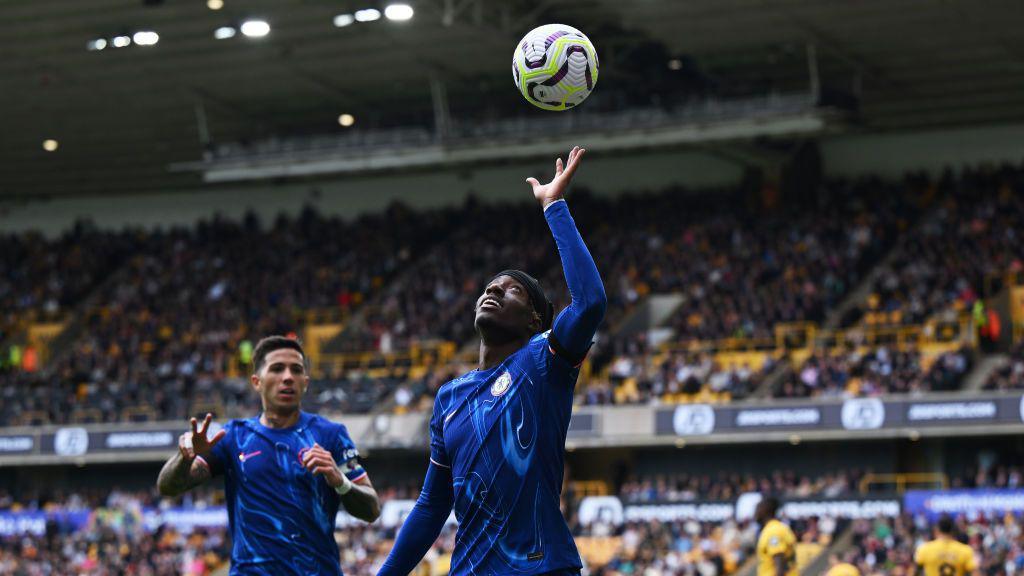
[760, 496, 781, 518]
[252, 336, 306, 374]
[937, 514, 955, 535]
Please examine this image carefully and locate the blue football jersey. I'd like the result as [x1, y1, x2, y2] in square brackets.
[209, 411, 366, 575]
[430, 330, 582, 575]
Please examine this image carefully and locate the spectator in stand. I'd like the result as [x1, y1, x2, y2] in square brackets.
[863, 166, 1024, 329]
[985, 343, 1024, 392]
[5, 165, 1021, 424]
[843, 513, 1017, 576]
[775, 347, 971, 398]
[619, 470, 866, 503]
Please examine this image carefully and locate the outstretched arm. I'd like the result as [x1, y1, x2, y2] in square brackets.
[527, 146, 607, 362]
[377, 462, 454, 575]
[157, 414, 225, 497]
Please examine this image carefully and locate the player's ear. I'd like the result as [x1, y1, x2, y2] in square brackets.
[250, 371, 261, 391]
[529, 310, 542, 334]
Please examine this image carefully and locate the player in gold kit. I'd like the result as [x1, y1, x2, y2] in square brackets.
[755, 497, 797, 576]
[913, 515, 978, 576]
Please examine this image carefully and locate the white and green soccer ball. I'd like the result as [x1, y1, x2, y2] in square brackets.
[513, 24, 598, 111]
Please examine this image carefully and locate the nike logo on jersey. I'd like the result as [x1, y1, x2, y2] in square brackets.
[238, 450, 262, 462]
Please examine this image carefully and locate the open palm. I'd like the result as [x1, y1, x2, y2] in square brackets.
[526, 146, 586, 208]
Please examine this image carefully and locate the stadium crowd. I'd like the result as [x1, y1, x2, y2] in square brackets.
[985, 343, 1024, 392]
[774, 346, 971, 398]
[579, 339, 768, 405]
[862, 167, 1024, 328]
[4, 165, 1024, 424]
[661, 177, 914, 343]
[843, 512, 1023, 576]
[619, 470, 867, 503]
[0, 206, 447, 425]
[0, 223, 134, 346]
[0, 487, 229, 576]
[5, 459, 1024, 575]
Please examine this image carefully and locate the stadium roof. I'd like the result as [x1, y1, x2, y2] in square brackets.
[2, 0, 1024, 199]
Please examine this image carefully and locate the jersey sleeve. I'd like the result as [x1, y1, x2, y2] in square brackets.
[913, 543, 926, 566]
[962, 545, 978, 572]
[206, 421, 234, 478]
[763, 523, 793, 558]
[544, 200, 607, 365]
[332, 423, 367, 482]
[428, 390, 451, 469]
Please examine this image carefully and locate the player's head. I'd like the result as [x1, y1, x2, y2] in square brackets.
[755, 496, 781, 524]
[474, 270, 553, 342]
[251, 336, 309, 413]
[935, 514, 955, 537]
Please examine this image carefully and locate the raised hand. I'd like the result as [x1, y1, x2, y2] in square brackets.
[526, 146, 586, 209]
[302, 442, 345, 487]
[178, 413, 226, 462]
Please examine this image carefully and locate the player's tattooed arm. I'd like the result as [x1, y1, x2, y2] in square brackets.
[157, 450, 213, 496]
[302, 442, 381, 523]
[340, 475, 382, 523]
[157, 414, 225, 497]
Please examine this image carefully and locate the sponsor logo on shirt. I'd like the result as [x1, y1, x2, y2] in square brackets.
[491, 371, 513, 397]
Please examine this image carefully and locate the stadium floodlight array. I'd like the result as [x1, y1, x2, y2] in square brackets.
[239, 20, 271, 38]
[87, 30, 159, 51]
[213, 20, 270, 39]
[384, 4, 414, 21]
[335, 4, 413, 27]
[132, 31, 160, 46]
[355, 8, 381, 22]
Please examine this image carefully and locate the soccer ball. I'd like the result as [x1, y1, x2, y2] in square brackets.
[512, 24, 598, 111]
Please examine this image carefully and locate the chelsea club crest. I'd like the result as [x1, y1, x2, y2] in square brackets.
[491, 371, 513, 397]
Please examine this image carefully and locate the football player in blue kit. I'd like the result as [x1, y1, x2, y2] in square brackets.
[157, 336, 381, 575]
[379, 146, 606, 576]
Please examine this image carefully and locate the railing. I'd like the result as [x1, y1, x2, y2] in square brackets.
[28, 321, 65, 366]
[661, 318, 971, 357]
[206, 95, 818, 164]
[814, 318, 971, 351]
[316, 340, 457, 375]
[859, 472, 948, 494]
[984, 269, 1024, 298]
[571, 480, 610, 497]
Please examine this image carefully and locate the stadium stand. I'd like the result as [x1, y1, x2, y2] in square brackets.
[984, 342, 1024, 391]
[619, 470, 867, 502]
[856, 167, 1024, 329]
[0, 487, 230, 575]
[774, 346, 972, 398]
[0, 224, 133, 334]
[8, 165, 1024, 422]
